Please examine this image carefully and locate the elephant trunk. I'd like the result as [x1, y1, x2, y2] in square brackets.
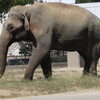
[0, 31, 11, 78]
[0, 42, 8, 78]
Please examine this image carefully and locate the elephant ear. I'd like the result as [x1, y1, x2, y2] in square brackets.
[22, 14, 30, 31]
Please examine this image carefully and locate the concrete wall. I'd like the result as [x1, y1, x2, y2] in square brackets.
[67, 52, 80, 68]
[77, 2, 100, 18]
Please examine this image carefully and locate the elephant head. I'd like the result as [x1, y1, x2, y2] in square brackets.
[0, 8, 30, 78]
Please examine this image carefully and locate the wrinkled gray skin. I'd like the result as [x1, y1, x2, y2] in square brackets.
[0, 3, 100, 80]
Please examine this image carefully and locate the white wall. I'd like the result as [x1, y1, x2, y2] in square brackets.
[43, 0, 59, 2]
[43, 0, 75, 4]
[61, 0, 75, 4]
[42, 0, 100, 19]
[77, 2, 100, 18]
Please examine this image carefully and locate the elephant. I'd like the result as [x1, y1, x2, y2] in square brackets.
[0, 2, 100, 80]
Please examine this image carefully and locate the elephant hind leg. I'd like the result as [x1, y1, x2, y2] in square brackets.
[83, 57, 98, 76]
[89, 43, 100, 75]
[78, 51, 90, 75]
[41, 54, 52, 79]
[89, 59, 98, 76]
[83, 57, 92, 76]
[81, 56, 98, 76]
[79, 43, 99, 76]
[78, 51, 94, 76]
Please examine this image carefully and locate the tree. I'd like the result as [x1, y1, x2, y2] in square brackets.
[19, 41, 33, 57]
[50, 50, 67, 63]
[0, 0, 34, 23]
[76, 0, 100, 3]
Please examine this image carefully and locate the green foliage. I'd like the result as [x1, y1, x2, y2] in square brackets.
[19, 41, 33, 57]
[50, 50, 67, 63]
[51, 56, 67, 63]
[0, 0, 34, 22]
[76, 0, 100, 3]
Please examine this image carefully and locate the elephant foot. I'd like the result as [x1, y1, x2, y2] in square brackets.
[45, 75, 52, 79]
[82, 73, 89, 78]
[23, 77, 33, 81]
[24, 74, 33, 81]
[89, 69, 97, 77]
[22, 78, 32, 82]
[82, 70, 89, 76]
[24, 68, 34, 81]
[89, 72, 97, 77]
[82, 71, 97, 77]
[89, 67, 97, 76]
[44, 72, 52, 79]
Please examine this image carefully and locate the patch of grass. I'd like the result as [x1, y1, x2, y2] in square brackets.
[1, 75, 100, 93]
[0, 96, 5, 98]
[0, 67, 100, 98]
[76, 76, 100, 88]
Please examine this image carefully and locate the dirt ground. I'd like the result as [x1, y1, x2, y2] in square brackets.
[0, 64, 100, 99]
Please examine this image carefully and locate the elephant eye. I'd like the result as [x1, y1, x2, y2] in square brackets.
[7, 24, 14, 32]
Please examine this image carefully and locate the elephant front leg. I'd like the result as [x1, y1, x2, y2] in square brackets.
[41, 54, 52, 79]
[24, 44, 51, 80]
